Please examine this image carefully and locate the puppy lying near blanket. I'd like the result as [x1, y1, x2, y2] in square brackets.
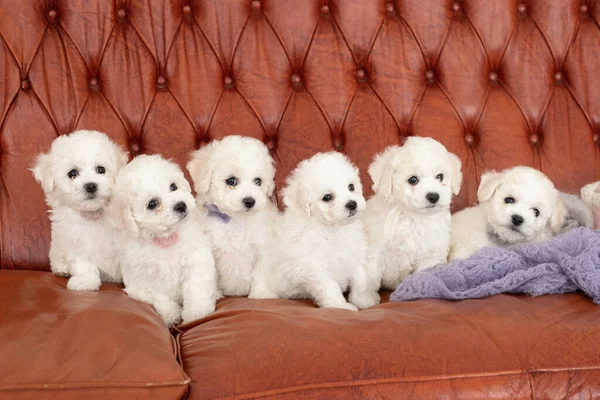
[449, 166, 565, 261]
[249, 152, 379, 310]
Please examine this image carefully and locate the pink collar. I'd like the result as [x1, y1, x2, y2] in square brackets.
[81, 209, 103, 221]
[152, 232, 179, 248]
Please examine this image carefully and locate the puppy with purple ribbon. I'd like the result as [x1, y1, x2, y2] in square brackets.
[187, 135, 277, 297]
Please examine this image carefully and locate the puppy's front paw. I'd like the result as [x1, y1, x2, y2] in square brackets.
[155, 301, 182, 327]
[67, 275, 101, 291]
[349, 290, 380, 309]
[181, 301, 216, 324]
[323, 302, 358, 311]
[51, 262, 70, 277]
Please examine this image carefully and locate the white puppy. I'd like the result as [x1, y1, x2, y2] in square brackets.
[187, 136, 277, 296]
[581, 182, 600, 229]
[32, 130, 128, 291]
[363, 137, 462, 290]
[449, 166, 565, 260]
[249, 152, 379, 311]
[108, 155, 218, 326]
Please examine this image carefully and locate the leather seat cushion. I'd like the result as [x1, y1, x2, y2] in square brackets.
[0, 271, 189, 400]
[178, 292, 600, 399]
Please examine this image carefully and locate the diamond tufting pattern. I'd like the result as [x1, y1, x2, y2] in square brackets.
[1, 0, 600, 270]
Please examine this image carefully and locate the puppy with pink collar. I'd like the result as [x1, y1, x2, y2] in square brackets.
[108, 154, 218, 326]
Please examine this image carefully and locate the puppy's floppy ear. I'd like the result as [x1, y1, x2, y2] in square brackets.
[186, 147, 212, 196]
[115, 146, 129, 170]
[106, 185, 139, 236]
[448, 153, 463, 195]
[477, 170, 503, 202]
[282, 181, 310, 216]
[368, 147, 397, 201]
[549, 193, 567, 233]
[31, 153, 55, 194]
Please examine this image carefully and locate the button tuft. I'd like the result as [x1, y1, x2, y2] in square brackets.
[224, 76, 233, 88]
[21, 80, 30, 91]
[465, 133, 475, 146]
[130, 142, 141, 154]
[489, 71, 499, 83]
[334, 138, 343, 150]
[517, 3, 526, 13]
[425, 70, 435, 82]
[356, 68, 367, 82]
[291, 73, 302, 85]
[593, 133, 600, 143]
[117, 8, 127, 19]
[321, 4, 330, 14]
[266, 139, 276, 150]
[251, 0, 261, 10]
[89, 77, 99, 89]
[452, 2, 461, 12]
[554, 71, 563, 83]
[156, 75, 167, 88]
[183, 5, 192, 15]
[48, 9, 57, 20]
[580, 4, 588, 13]
[529, 134, 540, 145]
[386, 3, 395, 14]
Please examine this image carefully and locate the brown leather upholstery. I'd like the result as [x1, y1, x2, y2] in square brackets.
[1, 1, 600, 399]
[0, 271, 189, 400]
[179, 293, 600, 399]
[2, 0, 599, 270]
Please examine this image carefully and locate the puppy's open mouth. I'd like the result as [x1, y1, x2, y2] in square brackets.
[509, 226, 521, 233]
[86, 194, 97, 200]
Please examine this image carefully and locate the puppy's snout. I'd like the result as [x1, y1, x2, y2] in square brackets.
[345, 200, 357, 211]
[511, 214, 524, 226]
[84, 182, 98, 194]
[173, 202, 187, 214]
[426, 192, 439, 204]
[242, 197, 256, 209]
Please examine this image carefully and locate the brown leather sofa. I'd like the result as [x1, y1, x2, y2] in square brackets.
[1, 1, 600, 399]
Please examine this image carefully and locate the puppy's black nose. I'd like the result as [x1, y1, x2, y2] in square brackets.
[345, 200, 357, 211]
[426, 192, 440, 204]
[173, 202, 187, 214]
[511, 214, 524, 226]
[84, 182, 98, 194]
[243, 197, 256, 209]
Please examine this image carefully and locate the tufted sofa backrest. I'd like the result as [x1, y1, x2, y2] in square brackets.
[1, 0, 599, 270]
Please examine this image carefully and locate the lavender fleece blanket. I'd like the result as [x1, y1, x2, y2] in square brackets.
[390, 228, 600, 304]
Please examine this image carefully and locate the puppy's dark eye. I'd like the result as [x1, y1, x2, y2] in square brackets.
[254, 178, 262, 186]
[96, 166, 106, 174]
[436, 174, 444, 182]
[322, 194, 333, 202]
[226, 177, 238, 187]
[504, 197, 515, 204]
[408, 176, 419, 185]
[67, 169, 79, 179]
[147, 199, 159, 210]
[348, 184, 355, 192]
[170, 183, 177, 192]
[532, 208, 540, 217]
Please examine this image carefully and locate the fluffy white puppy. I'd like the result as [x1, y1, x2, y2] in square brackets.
[187, 135, 277, 297]
[108, 155, 218, 326]
[581, 181, 600, 228]
[249, 152, 379, 311]
[449, 166, 565, 261]
[32, 130, 128, 291]
[363, 137, 462, 290]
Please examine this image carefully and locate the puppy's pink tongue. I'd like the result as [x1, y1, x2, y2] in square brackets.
[152, 232, 179, 248]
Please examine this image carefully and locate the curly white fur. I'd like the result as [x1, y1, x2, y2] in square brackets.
[581, 181, 600, 229]
[187, 136, 277, 296]
[362, 137, 463, 290]
[449, 166, 565, 261]
[31, 130, 128, 291]
[108, 155, 218, 326]
[249, 152, 379, 310]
